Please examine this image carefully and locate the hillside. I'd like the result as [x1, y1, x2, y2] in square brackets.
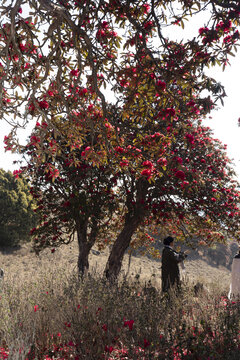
[0, 240, 235, 292]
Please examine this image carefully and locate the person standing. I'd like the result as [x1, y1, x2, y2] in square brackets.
[161, 236, 187, 293]
[228, 246, 240, 300]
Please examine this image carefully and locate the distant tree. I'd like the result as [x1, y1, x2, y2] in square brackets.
[0, 169, 36, 247]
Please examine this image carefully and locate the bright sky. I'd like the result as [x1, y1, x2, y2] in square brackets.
[0, 5, 240, 178]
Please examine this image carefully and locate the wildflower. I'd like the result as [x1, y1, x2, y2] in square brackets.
[123, 319, 134, 330]
[144, 339, 150, 348]
[102, 324, 108, 332]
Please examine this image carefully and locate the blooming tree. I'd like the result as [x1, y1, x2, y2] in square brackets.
[23, 121, 120, 274]
[1, 0, 240, 277]
[103, 115, 240, 279]
[1, 0, 240, 155]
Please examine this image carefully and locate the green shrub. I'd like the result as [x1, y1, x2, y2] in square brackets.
[0, 169, 36, 247]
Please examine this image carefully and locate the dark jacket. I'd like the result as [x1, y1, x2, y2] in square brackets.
[161, 246, 186, 292]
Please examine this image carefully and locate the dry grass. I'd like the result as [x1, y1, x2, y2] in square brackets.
[0, 240, 231, 291]
[0, 242, 239, 360]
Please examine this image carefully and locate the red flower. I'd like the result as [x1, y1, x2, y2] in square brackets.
[120, 160, 129, 167]
[70, 69, 79, 76]
[102, 324, 108, 332]
[157, 158, 167, 166]
[105, 345, 113, 353]
[156, 80, 166, 91]
[144, 339, 150, 348]
[166, 107, 176, 117]
[142, 160, 154, 168]
[34, 305, 39, 312]
[141, 168, 152, 177]
[175, 170, 185, 180]
[115, 146, 124, 153]
[143, 4, 150, 14]
[38, 100, 49, 110]
[30, 135, 40, 145]
[144, 20, 154, 30]
[124, 319, 134, 330]
[101, 21, 109, 29]
[13, 169, 22, 178]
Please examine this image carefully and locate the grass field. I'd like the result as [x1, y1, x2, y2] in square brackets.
[0, 242, 239, 359]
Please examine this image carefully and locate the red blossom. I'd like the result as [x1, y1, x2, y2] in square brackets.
[144, 339, 150, 348]
[120, 160, 129, 167]
[143, 4, 151, 14]
[38, 100, 49, 110]
[105, 345, 113, 353]
[156, 79, 166, 91]
[13, 169, 22, 178]
[175, 170, 185, 180]
[142, 160, 154, 168]
[144, 20, 154, 30]
[124, 319, 134, 330]
[141, 168, 152, 177]
[102, 324, 108, 332]
[70, 69, 79, 76]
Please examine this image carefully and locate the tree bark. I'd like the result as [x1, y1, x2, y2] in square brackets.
[76, 218, 99, 277]
[77, 230, 91, 276]
[104, 216, 140, 281]
[105, 178, 149, 281]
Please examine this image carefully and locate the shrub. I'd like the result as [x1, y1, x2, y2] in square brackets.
[0, 169, 36, 247]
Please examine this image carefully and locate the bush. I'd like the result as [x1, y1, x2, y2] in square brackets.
[0, 169, 36, 247]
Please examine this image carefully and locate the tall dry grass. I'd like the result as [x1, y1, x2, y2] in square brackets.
[0, 261, 239, 360]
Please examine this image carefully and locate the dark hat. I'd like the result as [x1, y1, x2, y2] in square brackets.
[163, 236, 174, 246]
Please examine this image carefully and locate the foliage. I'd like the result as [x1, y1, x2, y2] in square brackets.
[0, 168, 36, 247]
[0, 267, 240, 359]
[1, 0, 240, 158]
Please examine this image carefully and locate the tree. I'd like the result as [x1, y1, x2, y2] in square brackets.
[1, 1, 240, 277]
[23, 122, 120, 275]
[104, 117, 240, 279]
[22, 102, 240, 279]
[0, 168, 36, 247]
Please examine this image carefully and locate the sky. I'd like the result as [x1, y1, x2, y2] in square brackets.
[0, 4, 240, 178]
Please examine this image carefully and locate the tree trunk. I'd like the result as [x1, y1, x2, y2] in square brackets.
[104, 216, 140, 281]
[76, 219, 99, 277]
[77, 230, 92, 276]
